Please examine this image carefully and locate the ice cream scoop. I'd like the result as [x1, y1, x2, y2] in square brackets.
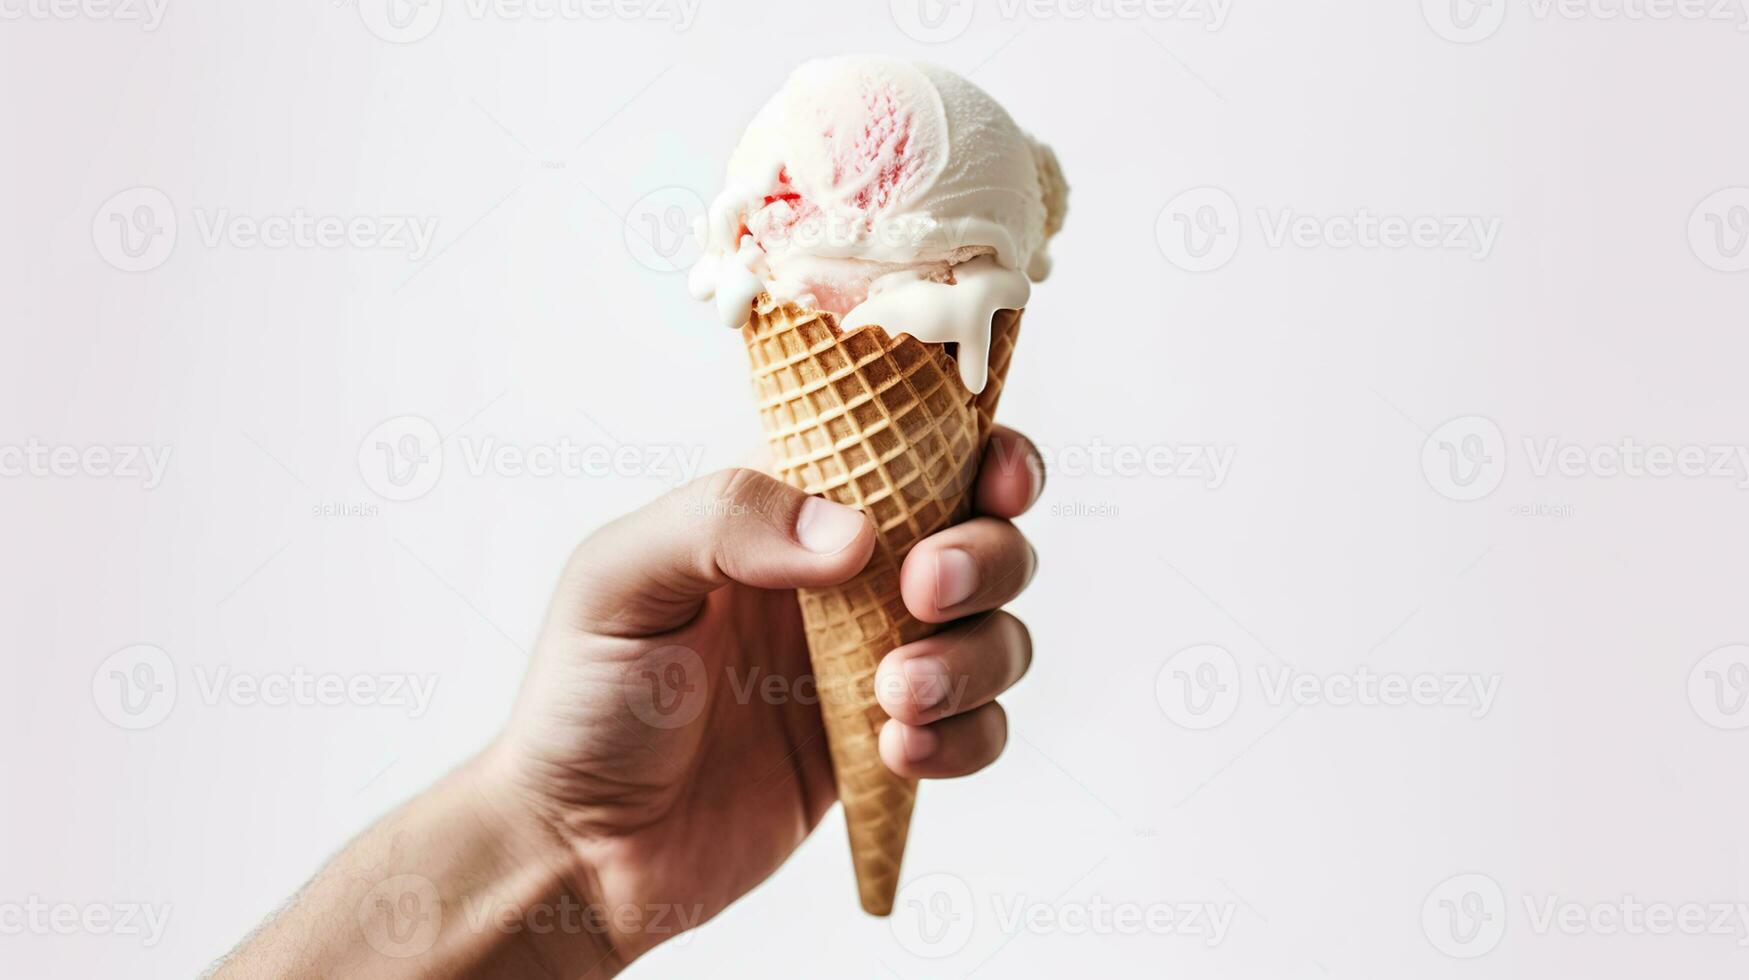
[690, 54, 1068, 393]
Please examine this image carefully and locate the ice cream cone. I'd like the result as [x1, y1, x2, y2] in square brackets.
[743, 295, 1021, 915]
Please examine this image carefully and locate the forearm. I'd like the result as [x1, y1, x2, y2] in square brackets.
[214, 750, 621, 980]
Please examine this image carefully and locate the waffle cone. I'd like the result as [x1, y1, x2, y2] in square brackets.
[743, 295, 1021, 915]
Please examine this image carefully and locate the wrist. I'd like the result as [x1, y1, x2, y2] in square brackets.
[480, 735, 709, 967]
[462, 747, 627, 979]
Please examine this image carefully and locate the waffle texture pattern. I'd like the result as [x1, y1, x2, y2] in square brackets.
[742, 296, 1021, 914]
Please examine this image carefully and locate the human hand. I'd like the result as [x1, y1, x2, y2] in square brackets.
[486, 425, 1045, 969]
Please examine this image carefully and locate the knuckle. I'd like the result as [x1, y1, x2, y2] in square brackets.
[1013, 431, 1045, 492]
[987, 427, 1043, 481]
[977, 703, 1009, 764]
[701, 465, 759, 503]
[567, 513, 629, 575]
[696, 466, 786, 520]
[998, 612, 1034, 678]
[980, 528, 1035, 598]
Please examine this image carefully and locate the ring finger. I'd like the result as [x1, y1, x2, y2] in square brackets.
[875, 611, 1032, 726]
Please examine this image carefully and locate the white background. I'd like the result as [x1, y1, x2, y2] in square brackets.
[5, 0, 1749, 976]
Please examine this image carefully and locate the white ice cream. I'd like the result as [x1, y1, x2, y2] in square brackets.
[689, 54, 1068, 393]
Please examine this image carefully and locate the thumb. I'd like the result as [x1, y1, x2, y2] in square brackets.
[553, 467, 876, 637]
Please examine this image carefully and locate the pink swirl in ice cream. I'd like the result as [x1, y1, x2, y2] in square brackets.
[689, 55, 1068, 393]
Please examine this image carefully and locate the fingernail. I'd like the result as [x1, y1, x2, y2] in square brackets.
[903, 656, 951, 714]
[934, 548, 977, 609]
[796, 497, 864, 554]
[901, 723, 940, 763]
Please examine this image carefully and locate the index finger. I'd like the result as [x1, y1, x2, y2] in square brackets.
[974, 425, 1045, 519]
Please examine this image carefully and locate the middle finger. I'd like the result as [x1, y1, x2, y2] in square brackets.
[899, 516, 1038, 623]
